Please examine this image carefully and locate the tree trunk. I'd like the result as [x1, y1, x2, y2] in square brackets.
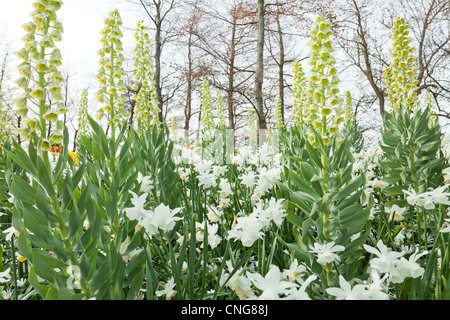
[155, 4, 164, 125]
[255, 0, 267, 130]
[227, 19, 237, 132]
[184, 32, 192, 139]
[276, 5, 285, 124]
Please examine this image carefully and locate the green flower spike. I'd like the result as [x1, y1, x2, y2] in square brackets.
[201, 78, 213, 132]
[16, 0, 66, 144]
[132, 20, 160, 132]
[170, 116, 178, 141]
[95, 9, 128, 135]
[385, 16, 419, 115]
[216, 90, 226, 129]
[305, 16, 343, 146]
[77, 89, 90, 137]
[275, 97, 284, 130]
[292, 60, 308, 126]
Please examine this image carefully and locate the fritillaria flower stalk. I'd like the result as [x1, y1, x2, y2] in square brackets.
[216, 90, 226, 130]
[248, 107, 257, 146]
[274, 98, 284, 130]
[291, 60, 308, 126]
[170, 116, 178, 141]
[344, 91, 354, 124]
[95, 9, 128, 137]
[384, 16, 419, 115]
[15, 0, 66, 152]
[305, 16, 343, 146]
[131, 20, 160, 132]
[77, 88, 90, 137]
[201, 77, 213, 132]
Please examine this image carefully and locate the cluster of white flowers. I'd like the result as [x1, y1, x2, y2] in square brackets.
[326, 271, 390, 300]
[363, 240, 427, 284]
[124, 190, 182, 237]
[309, 241, 345, 266]
[227, 198, 286, 247]
[404, 185, 450, 210]
[195, 220, 222, 250]
[220, 260, 316, 300]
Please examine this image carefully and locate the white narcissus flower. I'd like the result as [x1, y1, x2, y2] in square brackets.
[3, 226, 20, 242]
[282, 259, 307, 283]
[247, 265, 298, 300]
[440, 219, 450, 233]
[443, 167, 450, 183]
[137, 172, 154, 193]
[124, 190, 151, 222]
[240, 170, 257, 189]
[66, 265, 82, 290]
[284, 274, 317, 300]
[219, 178, 233, 198]
[428, 185, 450, 205]
[326, 275, 368, 300]
[220, 261, 254, 300]
[309, 241, 345, 266]
[195, 221, 222, 249]
[385, 204, 407, 222]
[197, 172, 217, 189]
[395, 250, 428, 280]
[260, 197, 286, 227]
[0, 268, 11, 284]
[151, 203, 183, 232]
[227, 213, 264, 247]
[156, 277, 177, 300]
[363, 240, 404, 274]
[363, 270, 390, 300]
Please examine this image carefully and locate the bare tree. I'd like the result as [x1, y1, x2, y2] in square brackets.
[264, 0, 337, 125]
[255, 0, 267, 130]
[137, 0, 178, 124]
[336, 0, 449, 128]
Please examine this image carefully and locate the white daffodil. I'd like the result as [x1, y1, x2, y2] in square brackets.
[66, 265, 82, 290]
[443, 167, 450, 183]
[0, 268, 11, 284]
[195, 221, 222, 249]
[240, 170, 257, 189]
[309, 241, 345, 266]
[284, 274, 317, 300]
[385, 204, 407, 222]
[258, 198, 286, 227]
[428, 185, 450, 205]
[3, 226, 19, 242]
[220, 261, 254, 300]
[219, 178, 233, 198]
[156, 277, 177, 300]
[440, 219, 450, 233]
[124, 190, 151, 222]
[326, 275, 368, 300]
[151, 203, 183, 232]
[137, 172, 154, 193]
[282, 259, 307, 283]
[197, 172, 217, 189]
[395, 250, 428, 279]
[227, 213, 264, 247]
[247, 265, 298, 300]
[363, 240, 404, 274]
[363, 270, 390, 300]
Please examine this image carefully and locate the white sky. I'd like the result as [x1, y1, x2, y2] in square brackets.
[0, 0, 139, 88]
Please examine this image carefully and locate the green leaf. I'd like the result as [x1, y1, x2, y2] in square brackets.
[17, 228, 32, 261]
[11, 174, 36, 204]
[332, 174, 364, 202]
[68, 203, 81, 238]
[36, 155, 56, 197]
[7, 140, 37, 176]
